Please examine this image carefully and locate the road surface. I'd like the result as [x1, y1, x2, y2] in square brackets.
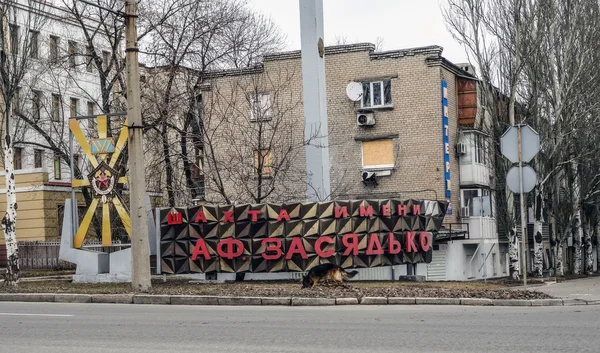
[0, 302, 599, 352]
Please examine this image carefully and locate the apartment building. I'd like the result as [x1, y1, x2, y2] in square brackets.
[156, 43, 501, 280]
[0, 0, 108, 241]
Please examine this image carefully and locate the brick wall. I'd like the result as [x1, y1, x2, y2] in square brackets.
[202, 45, 464, 216]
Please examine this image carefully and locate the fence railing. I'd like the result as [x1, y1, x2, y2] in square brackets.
[17, 240, 130, 270]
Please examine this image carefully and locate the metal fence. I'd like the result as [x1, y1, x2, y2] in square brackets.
[18, 240, 130, 270]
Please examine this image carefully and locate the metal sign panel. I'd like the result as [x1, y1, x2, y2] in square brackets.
[506, 166, 537, 194]
[500, 125, 540, 163]
[158, 199, 450, 274]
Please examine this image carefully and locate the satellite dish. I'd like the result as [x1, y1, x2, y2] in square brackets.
[346, 82, 363, 102]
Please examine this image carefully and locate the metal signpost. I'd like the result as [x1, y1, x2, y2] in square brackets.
[500, 124, 540, 288]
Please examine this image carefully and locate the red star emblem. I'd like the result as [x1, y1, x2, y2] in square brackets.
[97, 172, 110, 189]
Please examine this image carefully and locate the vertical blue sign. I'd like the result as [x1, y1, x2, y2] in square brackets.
[442, 81, 451, 199]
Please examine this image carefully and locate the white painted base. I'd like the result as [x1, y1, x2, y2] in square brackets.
[72, 272, 132, 283]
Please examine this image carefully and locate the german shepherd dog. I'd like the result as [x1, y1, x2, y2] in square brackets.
[301, 263, 359, 288]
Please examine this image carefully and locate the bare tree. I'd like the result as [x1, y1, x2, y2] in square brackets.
[141, 0, 286, 207]
[0, 0, 47, 286]
[445, 0, 600, 278]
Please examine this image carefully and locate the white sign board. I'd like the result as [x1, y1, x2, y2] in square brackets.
[500, 125, 540, 164]
[506, 166, 537, 194]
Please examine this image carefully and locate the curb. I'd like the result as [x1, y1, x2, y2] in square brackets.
[0, 293, 597, 307]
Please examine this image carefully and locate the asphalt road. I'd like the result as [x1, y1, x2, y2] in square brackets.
[0, 302, 599, 353]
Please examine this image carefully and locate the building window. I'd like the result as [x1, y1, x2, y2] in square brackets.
[74, 154, 81, 170]
[34, 149, 43, 168]
[50, 36, 59, 63]
[86, 46, 93, 72]
[361, 80, 392, 108]
[102, 51, 110, 71]
[54, 153, 62, 180]
[68, 41, 77, 68]
[14, 147, 23, 170]
[13, 87, 21, 114]
[31, 90, 42, 120]
[254, 149, 273, 177]
[29, 30, 39, 58]
[70, 98, 79, 118]
[51, 94, 61, 121]
[9, 24, 19, 54]
[87, 101, 95, 116]
[474, 134, 488, 166]
[361, 139, 394, 170]
[461, 189, 492, 217]
[250, 92, 272, 121]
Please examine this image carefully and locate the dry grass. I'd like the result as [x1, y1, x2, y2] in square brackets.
[0, 278, 551, 300]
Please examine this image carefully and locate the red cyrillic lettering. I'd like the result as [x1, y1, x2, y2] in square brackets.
[412, 204, 421, 215]
[277, 209, 291, 222]
[388, 233, 401, 255]
[315, 236, 335, 258]
[342, 233, 359, 256]
[397, 204, 407, 216]
[366, 233, 383, 255]
[248, 210, 261, 222]
[194, 211, 207, 223]
[405, 232, 417, 252]
[222, 210, 234, 223]
[217, 238, 244, 259]
[262, 238, 282, 260]
[419, 232, 431, 252]
[191, 239, 210, 260]
[334, 206, 348, 219]
[167, 213, 182, 225]
[382, 204, 391, 217]
[359, 205, 373, 217]
[286, 237, 308, 259]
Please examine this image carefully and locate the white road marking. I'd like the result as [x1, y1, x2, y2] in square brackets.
[0, 313, 74, 317]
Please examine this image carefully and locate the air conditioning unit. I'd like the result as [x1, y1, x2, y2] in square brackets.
[456, 142, 467, 155]
[357, 113, 375, 126]
[361, 171, 378, 186]
[460, 206, 470, 218]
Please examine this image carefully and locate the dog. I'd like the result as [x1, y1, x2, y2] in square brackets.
[301, 263, 359, 288]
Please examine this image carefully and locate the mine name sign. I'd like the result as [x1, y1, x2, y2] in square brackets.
[158, 199, 449, 274]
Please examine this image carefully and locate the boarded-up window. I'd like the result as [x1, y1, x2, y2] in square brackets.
[254, 149, 273, 177]
[361, 139, 394, 169]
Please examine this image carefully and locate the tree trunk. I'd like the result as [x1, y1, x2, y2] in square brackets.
[2, 112, 19, 286]
[508, 227, 520, 280]
[161, 122, 175, 207]
[507, 189, 520, 280]
[533, 185, 544, 277]
[584, 215, 593, 275]
[555, 241, 564, 277]
[572, 161, 583, 275]
[596, 222, 600, 274]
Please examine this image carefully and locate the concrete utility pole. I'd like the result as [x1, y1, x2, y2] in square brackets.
[124, 0, 151, 292]
[299, 0, 331, 201]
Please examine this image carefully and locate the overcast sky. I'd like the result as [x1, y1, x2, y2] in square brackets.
[247, 0, 469, 64]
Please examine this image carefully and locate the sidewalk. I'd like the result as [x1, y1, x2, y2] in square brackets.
[528, 277, 600, 303]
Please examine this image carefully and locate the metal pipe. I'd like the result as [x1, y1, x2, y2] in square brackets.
[69, 131, 77, 239]
[518, 124, 528, 288]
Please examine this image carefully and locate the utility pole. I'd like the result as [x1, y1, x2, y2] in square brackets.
[517, 125, 528, 288]
[124, 0, 151, 292]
